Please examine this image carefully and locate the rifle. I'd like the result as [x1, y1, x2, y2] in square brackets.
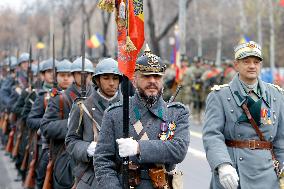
[12, 120, 25, 158]
[5, 126, 15, 153]
[20, 130, 33, 171]
[36, 51, 42, 89]
[8, 51, 12, 74]
[52, 34, 57, 90]
[1, 111, 9, 134]
[80, 34, 87, 98]
[43, 34, 56, 189]
[27, 44, 33, 89]
[24, 133, 40, 188]
[42, 141, 54, 189]
[168, 85, 183, 103]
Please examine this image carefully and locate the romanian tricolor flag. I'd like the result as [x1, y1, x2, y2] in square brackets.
[86, 33, 105, 49]
[171, 26, 181, 82]
[170, 35, 181, 82]
[239, 35, 250, 44]
[116, 0, 145, 80]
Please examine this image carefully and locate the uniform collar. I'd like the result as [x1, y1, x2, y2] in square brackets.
[229, 74, 270, 107]
[130, 93, 168, 124]
[92, 88, 121, 113]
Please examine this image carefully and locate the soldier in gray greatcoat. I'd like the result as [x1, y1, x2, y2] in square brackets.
[26, 58, 55, 189]
[94, 47, 190, 189]
[40, 58, 93, 189]
[65, 58, 122, 189]
[203, 41, 284, 189]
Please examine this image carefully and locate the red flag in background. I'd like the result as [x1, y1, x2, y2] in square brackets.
[280, 0, 284, 6]
[116, 0, 145, 80]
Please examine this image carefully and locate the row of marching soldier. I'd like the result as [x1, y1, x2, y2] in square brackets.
[1, 40, 284, 189]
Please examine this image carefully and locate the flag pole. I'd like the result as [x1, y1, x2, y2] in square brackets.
[122, 0, 130, 188]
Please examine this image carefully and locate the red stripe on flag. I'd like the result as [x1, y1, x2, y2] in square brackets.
[117, 0, 145, 80]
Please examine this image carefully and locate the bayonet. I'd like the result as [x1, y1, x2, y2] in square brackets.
[81, 34, 87, 98]
[52, 34, 57, 89]
[28, 44, 33, 88]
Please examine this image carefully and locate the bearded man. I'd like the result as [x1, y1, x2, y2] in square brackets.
[94, 47, 190, 189]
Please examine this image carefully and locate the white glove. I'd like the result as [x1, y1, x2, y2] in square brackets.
[87, 141, 97, 157]
[218, 164, 239, 189]
[116, 138, 139, 157]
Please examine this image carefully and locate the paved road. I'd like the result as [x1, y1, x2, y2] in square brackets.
[0, 149, 22, 189]
[177, 119, 211, 188]
[0, 118, 211, 189]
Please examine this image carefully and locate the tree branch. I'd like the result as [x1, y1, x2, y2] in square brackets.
[157, 0, 192, 42]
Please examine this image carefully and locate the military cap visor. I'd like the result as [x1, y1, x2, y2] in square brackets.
[234, 41, 263, 61]
[137, 71, 164, 76]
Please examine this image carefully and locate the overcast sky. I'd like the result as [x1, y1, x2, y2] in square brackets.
[0, 0, 32, 11]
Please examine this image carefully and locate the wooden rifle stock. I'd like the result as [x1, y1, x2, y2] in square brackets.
[0, 115, 4, 130]
[2, 112, 9, 134]
[43, 141, 54, 189]
[42, 160, 54, 189]
[20, 131, 33, 171]
[12, 121, 24, 158]
[24, 133, 40, 188]
[5, 127, 15, 153]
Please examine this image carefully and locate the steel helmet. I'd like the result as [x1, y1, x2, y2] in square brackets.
[40, 59, 55, 72]
[92, 58, 122, 84]
[18, 53, 31, 64]
[93, 58, 122, 77]
[4, 56, 18, 69]
[57, 59, 72, 73]
[71, 57, 94, 73]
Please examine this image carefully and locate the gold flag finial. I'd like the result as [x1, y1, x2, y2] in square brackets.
[98, 0, 116, 12]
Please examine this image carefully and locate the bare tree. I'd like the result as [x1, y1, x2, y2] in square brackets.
[146, 0, 192, 56]
[56, 0, 78, 58]
[81, 0, 98, 56]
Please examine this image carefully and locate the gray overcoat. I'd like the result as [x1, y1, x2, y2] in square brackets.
[203, 75, 284, 189]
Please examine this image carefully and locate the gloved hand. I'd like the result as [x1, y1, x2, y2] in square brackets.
[116, 138, 139, 157]
[218, 164, 239, 189]
[87, 141, 97, 157]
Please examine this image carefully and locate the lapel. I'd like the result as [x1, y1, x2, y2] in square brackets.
[229, 74, 271, 108]
[229, 74, 247, 107]
[258, 79, 271, 108]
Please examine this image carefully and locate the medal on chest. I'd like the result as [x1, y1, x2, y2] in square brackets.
[261, 108, 272, 125]
[159, 122, 176, 141]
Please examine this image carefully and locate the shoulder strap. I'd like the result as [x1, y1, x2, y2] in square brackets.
[59, 94, 64, 119]
[241, 103, 265, 141]
[77, 102, 100, 141]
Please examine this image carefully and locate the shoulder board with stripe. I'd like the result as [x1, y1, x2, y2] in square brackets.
[268, 83, 284, 94]
[106, 102, 122, 112]
[211, 84, 229, 91]
[167, 102, 186, 109]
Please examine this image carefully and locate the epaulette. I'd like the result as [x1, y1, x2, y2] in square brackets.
[211, 84, 229, 91]
[38, 89, 48, 95]
[268, 83, 284, 94]
[106, 102, 123, 112]
[167, 102, 186, 109]
[50, 88, 61, 97]
[74, 96, 87, 103]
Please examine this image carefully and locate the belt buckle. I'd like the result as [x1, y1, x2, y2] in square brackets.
[249, 140, 256, 149]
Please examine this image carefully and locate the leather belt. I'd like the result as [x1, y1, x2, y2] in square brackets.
[225, 139, 272, 150]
